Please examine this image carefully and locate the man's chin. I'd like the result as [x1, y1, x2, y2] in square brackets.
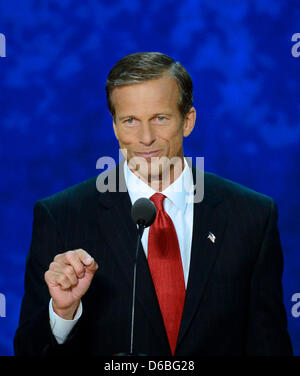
[128, 155, 163, 173]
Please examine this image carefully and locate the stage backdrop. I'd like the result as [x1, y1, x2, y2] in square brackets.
[0, 0, 299, 356]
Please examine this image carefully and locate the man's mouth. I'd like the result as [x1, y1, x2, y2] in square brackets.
[134, 150, 161, 158]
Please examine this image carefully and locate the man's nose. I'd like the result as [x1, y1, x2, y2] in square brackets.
[138, 122, 156, 146]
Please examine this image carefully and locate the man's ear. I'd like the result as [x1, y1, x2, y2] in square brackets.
[112, 118, 119, 140]
[183, 107, 196, 137]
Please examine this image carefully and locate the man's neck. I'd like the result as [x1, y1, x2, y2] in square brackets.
[128, 156, 185, 192]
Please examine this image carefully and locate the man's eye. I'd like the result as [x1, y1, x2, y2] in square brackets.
[125, 118, 135, 125]
[156, 116, 167, 122]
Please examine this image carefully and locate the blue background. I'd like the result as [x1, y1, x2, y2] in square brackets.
[0, 0, 299, 356]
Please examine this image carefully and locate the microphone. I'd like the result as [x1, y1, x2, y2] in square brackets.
[115, 198, 156, 356]
[131, 197, 157, 229]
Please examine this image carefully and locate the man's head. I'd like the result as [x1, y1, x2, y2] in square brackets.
[106, 52, 196, 189]
[106, 52, 194, 120]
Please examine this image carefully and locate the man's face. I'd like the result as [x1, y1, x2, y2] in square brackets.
[112, 73, 196, 185]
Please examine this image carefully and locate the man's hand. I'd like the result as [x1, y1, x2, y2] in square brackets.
[44, 249, 98, 320]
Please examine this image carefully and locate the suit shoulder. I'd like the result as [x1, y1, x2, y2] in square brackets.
[204, 171, 275, 211]
[36, 175, 99, 214]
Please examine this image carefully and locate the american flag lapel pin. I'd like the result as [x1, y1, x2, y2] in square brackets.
[208, 232, 216, 244]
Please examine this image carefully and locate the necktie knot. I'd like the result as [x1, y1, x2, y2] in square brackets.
[150, 193, 166, 212]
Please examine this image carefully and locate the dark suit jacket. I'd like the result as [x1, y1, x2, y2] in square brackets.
[14, 161, 293, 356]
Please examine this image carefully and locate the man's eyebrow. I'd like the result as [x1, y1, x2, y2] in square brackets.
[151, 112, 173, 118]
[118, 112, 173, 121]
[118, 115, 134, 121]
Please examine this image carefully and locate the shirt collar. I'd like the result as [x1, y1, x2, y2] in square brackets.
[124, 157, 194, 212]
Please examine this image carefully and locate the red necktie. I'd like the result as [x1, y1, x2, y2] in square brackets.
[148, 193, 186, 356]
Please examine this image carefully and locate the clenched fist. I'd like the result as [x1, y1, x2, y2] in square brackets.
[44, 249, 98, 320]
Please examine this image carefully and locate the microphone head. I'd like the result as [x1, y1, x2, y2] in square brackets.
[131, 198, 157, 228]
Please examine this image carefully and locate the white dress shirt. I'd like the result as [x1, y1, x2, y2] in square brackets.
[49, 157, 194, 344]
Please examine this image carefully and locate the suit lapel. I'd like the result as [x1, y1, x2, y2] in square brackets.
[96, 161, 170, 352]
[176, 165, 228, 348]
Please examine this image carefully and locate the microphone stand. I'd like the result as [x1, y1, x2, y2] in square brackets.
[115, 221, 147, 356]
[130, 221, 145, 355]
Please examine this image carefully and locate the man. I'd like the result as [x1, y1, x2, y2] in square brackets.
[14, 52, 293, 356]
